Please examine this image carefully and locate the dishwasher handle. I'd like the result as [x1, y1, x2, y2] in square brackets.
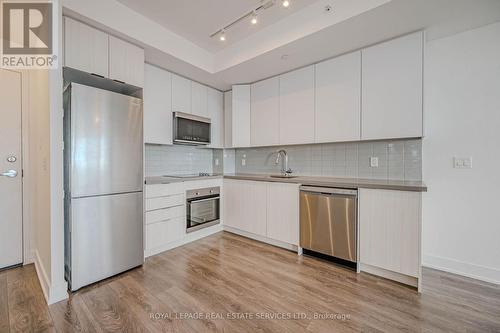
[300, 186, 358, 196]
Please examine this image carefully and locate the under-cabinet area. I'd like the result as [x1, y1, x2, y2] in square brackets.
[221, 177, 424, 289]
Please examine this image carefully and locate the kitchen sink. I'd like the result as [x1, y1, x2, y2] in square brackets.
[269, 174, 299, 179]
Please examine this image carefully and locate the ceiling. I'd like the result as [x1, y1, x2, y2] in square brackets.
[115, 0, 319, 52]
[63, 0, 500, 90]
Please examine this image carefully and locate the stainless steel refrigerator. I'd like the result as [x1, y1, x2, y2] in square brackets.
[63, 82, 144, 291]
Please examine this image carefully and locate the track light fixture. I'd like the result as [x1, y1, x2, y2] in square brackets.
[210, 0, 290, 42]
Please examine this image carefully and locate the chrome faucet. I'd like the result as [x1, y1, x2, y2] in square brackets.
[275, 150, 292, 175]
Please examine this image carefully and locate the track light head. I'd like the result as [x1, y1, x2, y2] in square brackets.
[251, 11, 258, 24]
[282, 0, 290, 8]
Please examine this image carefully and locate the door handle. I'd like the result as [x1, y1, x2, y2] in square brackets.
[1, 170, 17, 178]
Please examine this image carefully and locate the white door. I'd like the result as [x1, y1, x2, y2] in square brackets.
[251, 77, 280, 147]
[144, 64, 172, 145]
[0, 69, 23, 269]
[267, 183, 299, 245]
[361, 32, 423, 140]
[315, 51, 361, 143]
[279, 66, 315, 145]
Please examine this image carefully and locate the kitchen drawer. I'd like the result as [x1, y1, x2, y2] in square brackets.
[145, 183, 184, 198]
[146, 205, 184, 225]
[146, 217, 185, 251]
[145, 194, 184, 211]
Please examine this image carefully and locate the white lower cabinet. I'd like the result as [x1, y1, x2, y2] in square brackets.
[223, 179, 267, 237]
[145, 179, 223, 257]
[146, 218, 185, 253]
[223, 179, 299, 248]
[267, 183, 299, 245]
[359, 188, 421, 281]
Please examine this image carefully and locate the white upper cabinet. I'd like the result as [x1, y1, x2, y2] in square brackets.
[144, 64, 172, 145]
[191, 81, 208, 117]
[251, 77, 280, 147]
[64, 17, 108, 77]
[224, 91, 233, 148]
[171, 74, 191, 114]
[109, 36, 144, 87]
[315, 51, 361, 143]
[279, 66, 315, 145]
[361, 32, 423, 140]
[231, 85, 251, 148]
[208, 88, 224, 148]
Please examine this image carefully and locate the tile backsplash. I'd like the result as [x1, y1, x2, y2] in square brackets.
[145, 144, 214, 176]
[145, 139, 422, 181]
[234, 139, 422, 181]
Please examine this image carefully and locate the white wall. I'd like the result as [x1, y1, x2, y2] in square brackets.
[423, 22, 500, 284]
[27, 70, 53, 295]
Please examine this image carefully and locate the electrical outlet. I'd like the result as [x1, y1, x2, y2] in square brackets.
[241, 159, 246, 166]
[370, 157, 379, 168]
[214, 158, 219, 166]
[454, 157, 472, 169]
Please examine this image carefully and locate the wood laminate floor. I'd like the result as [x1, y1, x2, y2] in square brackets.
[1, 231, 500, 332]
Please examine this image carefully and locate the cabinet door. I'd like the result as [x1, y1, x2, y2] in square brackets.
[208, 88, 224, 148]
[64, 17, 108, 77]
[191, 81, 208, 117]
[359, 188, 421, 277]
[223, 180, 267, 237]
[144, 64, 172, 145]
[267, 183, 299, 245]
[251, 77, 280, 147]
[172, 74, 191, 114]
[315, 51, 361, 143]
[232, 85, 251, 148]
[361, 32, 423, 140]
[279, 66, 315, 145]
[224, 91, 233, 148]
[109, 36, 144, 87]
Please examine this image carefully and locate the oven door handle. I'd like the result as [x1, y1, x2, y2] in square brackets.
[188, 196, 220, 204]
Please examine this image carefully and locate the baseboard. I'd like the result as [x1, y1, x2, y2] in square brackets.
[145, 224, 223, 258]
[423, 254, 500, 285]
[33, 250, 50, 302]
[33, 250, 68, 305]
[223, 226, 298, 252]
[360, 263, 419, 289]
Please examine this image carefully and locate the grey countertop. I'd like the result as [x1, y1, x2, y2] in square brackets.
[224, 174, 427, 192]
[145, 174, 223, 185]
[146, 173, 427, 192]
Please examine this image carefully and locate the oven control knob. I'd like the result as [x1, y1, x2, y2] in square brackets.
[195, 192, 199, 195]
[210, 190, 213, 193]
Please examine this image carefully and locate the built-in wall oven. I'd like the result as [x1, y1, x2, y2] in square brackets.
[173, 112, 211, 145]
[186, 187, 220, 232]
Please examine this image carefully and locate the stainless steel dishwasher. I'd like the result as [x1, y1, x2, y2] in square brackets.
[299, 186, 358, 268]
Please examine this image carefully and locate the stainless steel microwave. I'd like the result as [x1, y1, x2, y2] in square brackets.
[173, 112, 211, 145]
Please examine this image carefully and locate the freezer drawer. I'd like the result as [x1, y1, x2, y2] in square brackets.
[69, 192, 143, 291]
[300, 187, 357, 263]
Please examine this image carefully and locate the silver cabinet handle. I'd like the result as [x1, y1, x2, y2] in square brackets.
[1, 170, 17, 178]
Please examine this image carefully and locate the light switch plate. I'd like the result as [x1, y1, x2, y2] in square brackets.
[370, 157, 379, 168]
[454, 157, 472, 169]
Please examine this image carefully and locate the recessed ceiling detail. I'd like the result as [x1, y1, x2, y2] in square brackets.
[115, 0, 317, 52]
